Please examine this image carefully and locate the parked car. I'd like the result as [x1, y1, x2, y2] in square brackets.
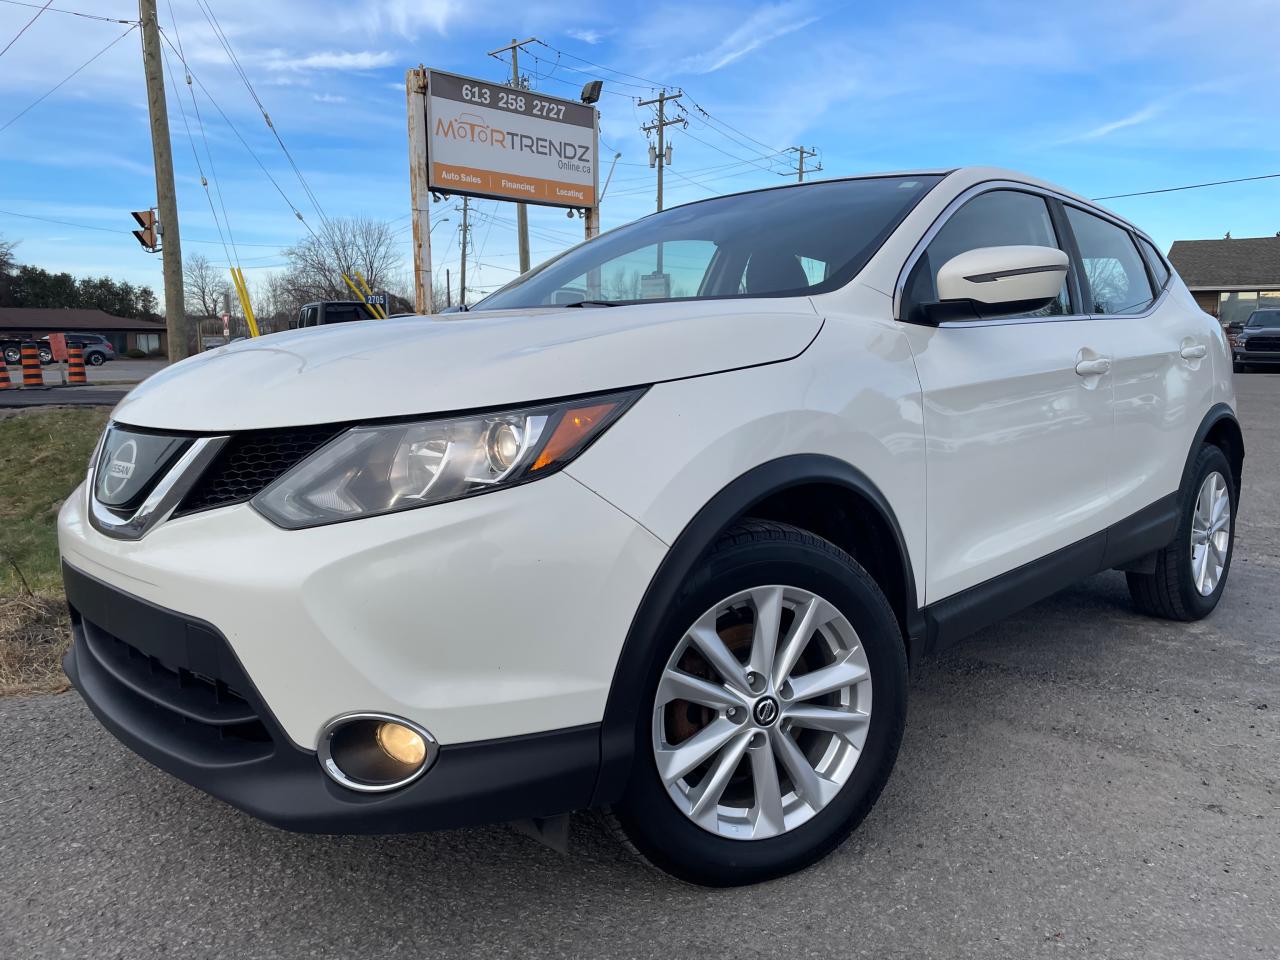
[35, 333, 115, 366]
[58, 167, 1242, 886]
[1230, 308, 1280, 372]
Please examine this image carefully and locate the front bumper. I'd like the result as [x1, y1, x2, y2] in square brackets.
[63, 563, 601, 832]
[1235, 349, 1280, 364]
[59, 472, 666, 750]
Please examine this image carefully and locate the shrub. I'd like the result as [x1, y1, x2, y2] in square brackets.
[124, 348, 146, 359]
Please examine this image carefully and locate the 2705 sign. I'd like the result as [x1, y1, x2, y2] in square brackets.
[426, 69, 598, 209]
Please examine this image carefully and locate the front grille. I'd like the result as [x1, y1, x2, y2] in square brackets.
[1244, 335, 1280, 352]
[175, 424, 343, 515]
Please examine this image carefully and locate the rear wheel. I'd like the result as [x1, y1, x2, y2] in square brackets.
[610, 520, 908, 886]
[1127, 444, 1236, 621]
[3, 346, 17, 364]
[87, 352, 106, 366]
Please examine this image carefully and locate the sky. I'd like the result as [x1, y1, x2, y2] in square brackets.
[1, 0, 1279, 306]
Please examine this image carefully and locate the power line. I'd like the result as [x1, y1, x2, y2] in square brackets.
[0, 23, 135, 134]
[157, 28, 320, 242]
[165, 0, 240, 268]
[1093, 172, 1280, 201]
[0, 0, 51, 60]
[190, 0, 332, 233]
[0, 0, 130, 23]
[0, 206, 287, 247]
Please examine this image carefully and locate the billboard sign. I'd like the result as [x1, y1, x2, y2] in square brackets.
[426, 69, 598, 209]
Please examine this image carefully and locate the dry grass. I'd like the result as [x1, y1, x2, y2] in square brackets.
[0, 406, 109, 696]
[0, 594, 71, 696]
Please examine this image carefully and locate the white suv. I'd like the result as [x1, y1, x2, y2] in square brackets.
[59, 167, 1243, 885]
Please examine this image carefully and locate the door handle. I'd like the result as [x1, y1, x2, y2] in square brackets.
[1075, 357, 1112, 377]
[1181, 343, 1207, 360]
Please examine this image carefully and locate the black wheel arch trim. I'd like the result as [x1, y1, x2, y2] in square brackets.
[1186, 402, 1244, 495]
[591, 453, 923, 807]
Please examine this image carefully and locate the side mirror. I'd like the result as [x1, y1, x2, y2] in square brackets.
[923, 245, 1069, 323]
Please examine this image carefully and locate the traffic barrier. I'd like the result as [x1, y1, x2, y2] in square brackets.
[0, 359, 11, 390]
[20, 341, 43, 388]
[67, 344, 87, 384]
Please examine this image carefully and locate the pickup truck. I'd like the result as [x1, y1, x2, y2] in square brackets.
[291, 301, 379, 329]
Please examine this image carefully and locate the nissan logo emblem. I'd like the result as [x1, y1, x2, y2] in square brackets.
[102, 439, 138, 498]
[753, 697, 779, 726]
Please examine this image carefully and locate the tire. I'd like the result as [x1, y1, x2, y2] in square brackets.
[38, 348, 53, 364]
[87, 352, 106, 366]
[1127, 444, 1236, 621]
[3, 347, 17, 365]
[610, 520, 908, 886]
[1233, 361, 1244, 374]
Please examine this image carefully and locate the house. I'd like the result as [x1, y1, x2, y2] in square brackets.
[0, 307, 167, 354]
[1167, 235, 1280, 327]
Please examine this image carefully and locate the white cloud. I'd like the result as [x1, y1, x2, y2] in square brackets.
[567, 28, 607, 45]
[674, 3, 819, 74]
[266, 50, 396, 73]
[312, 93, 348, 103]
[1062, 102, 1166, 143]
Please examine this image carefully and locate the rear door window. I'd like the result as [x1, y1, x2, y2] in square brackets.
[1066, 207, 1156, 315]
[1136, 236, 1171, 290]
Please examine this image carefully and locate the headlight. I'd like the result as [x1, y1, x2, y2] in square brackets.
[251, 389, 643, 529]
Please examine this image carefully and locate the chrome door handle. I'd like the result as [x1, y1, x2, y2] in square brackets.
[1075, 357, 1112, 376]
[1181, 343, 1207, 360]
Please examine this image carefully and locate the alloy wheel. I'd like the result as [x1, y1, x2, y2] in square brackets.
[651, 585, 872, 840]
[1190, 470, 1231, 596]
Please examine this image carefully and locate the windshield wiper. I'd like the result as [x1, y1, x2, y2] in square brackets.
[563, 300, 620, 308]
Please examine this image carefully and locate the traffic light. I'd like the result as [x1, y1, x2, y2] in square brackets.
[131, 209, 158, 252]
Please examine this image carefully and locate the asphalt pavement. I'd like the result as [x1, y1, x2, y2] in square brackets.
[0, 359, 164, 407]
[1, 375, 1277, 960]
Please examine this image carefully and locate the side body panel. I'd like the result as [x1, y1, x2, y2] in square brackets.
[1105, 279, 1230, 521]
[567, 282, 929, 609]
[901, 318, 1116, 601]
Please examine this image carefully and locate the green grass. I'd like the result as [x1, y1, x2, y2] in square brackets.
[0, 407, 109, 597]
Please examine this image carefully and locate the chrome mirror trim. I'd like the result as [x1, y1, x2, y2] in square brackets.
[88, 434, 229, 541]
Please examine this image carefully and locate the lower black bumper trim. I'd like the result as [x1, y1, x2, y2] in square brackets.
[62, 563, 600, 834]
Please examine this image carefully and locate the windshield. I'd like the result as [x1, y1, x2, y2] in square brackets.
[1246, 310, 1280, 328]
[475, 175, 943, 310]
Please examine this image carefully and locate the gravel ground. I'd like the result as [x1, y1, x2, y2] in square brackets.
[1, 375, 1277, 960]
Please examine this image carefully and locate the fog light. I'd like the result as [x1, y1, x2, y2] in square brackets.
[318, 713, 437, 793]
[376, 721, 426, 765]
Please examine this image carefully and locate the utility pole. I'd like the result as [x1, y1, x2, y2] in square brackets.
[138, 0, 188, 361]
[639, 89, 683, 213]
[639, 90, 683, 287]
[788, 146, 821, 183]
[445, 267, 452, 308]
[458, 197, 469, 308]
[488, 37, 536, 274]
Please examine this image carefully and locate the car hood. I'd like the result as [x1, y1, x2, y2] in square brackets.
[113, 299, 821, 431]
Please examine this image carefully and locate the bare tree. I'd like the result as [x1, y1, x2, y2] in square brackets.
[183, 253, 231, 319]
[281, 216, 404, 304]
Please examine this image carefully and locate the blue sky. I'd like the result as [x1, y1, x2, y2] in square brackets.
[2, 0, 1279, 304]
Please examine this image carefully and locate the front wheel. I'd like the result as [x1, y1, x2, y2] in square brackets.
[610, 520, 908, 886]
[3, 346, 18, 364]
[1127, 444, 1236, 620]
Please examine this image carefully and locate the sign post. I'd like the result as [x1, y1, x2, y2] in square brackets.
[48, 332, 68, 386]
[407, 67, 600, 313]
